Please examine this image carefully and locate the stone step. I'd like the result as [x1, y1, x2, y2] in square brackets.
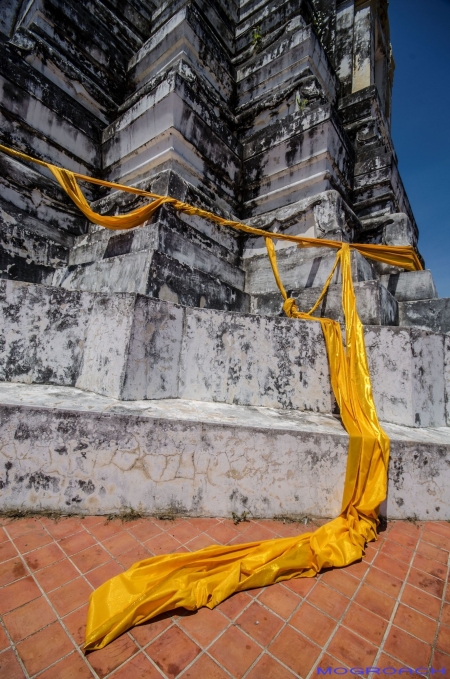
[250, 280, 398, 327]
[52, 249, 249, 311]
[128, 5, 234, 103]
[399, 298, 450, 334]
[380, 270, 437, 302]
[0, 381, 448, 520]
[244, 245, 376, 295]
[69, 205, 246, 291]
[1, 280, 447, 428]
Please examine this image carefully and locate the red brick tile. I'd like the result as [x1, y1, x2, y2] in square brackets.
[425, 522, 450, 540]
[413, 553, 447, 580]
[36, 651, 92, 679]
[433, 649, 450, 673]
[443, 603, 450, 627]
[0, 557, 27, 587]
[342, 602, 388, 646]
[373, 552, 410, 580]
[64, 604, 89, 646]
[327, 626, 378, 667]
[389, 521, 422, 537]
[320, 568, 360, 598]
[239, 523, 278, 542]
[344, 559, 369, 579]
[290, 602, 336, 646]
[16, 621, 74, 676]
[6, 518, 42, 539]
[269, 625, 321, 677]
[209, 625, 260, 679]
[102, 531, 139, 557]
[437, 625, 450, 655]
[110, 652, 162, 678]
[0, 526, 7, 542]
[79, 516, 104, 528]
[388, 527, 420, 550]
[24, 542, 65, 571]
[282, 576, 316, 597]
[216, 591, 252, 620]
[116, 546, 152, 570]
[14, 529, 52, 554]
[408, 567, 444, 599]
[273, 522, 310, 538]
[0, 649, 26, 679]
[129, 613, 174, 647]
[3, 596, 56, 642]
[165, 521, 201, 544]
[206, 523, 239, 544]
[178, 606, 229, 646]
[422, 529, 450, 551]
[376, 652, 415, 672]
[86, 521, 123, 542]
[71, 545, 110, 573]
[48, 576, 92, 616]
[365, 565, 403, 598]
[354, 583, 396, 620]
[151, 518, 179, 532]
[381, 540, 414, 565]
[393, 604, 437, 644]
[144, 533, 181, 555]
[40, 517, 83, 540]
[313, 653, 349, 673]
[0, 625, 9, 651]
[401, 583, 442, 619]
[34, 559, 79, 593]
[85, 560, 124, 588]
[147, 626, 200, 679]
[258, 582, 300, 618]
[127, 521, 162, 543]
[87, 634, 138, 678]
[417, 540, 448, 564]
[0, 576, 41, 614]
[307, 582, 349, 620]
[235, 601, 284, 646]
[185, 533, 218, 551]
[384, 626, 432, 668]
[187, 517, 220, 532]
[0, 540, 18, 563]
[182, 653, 230, 679]
[246, 653, 297, 679]
[59, 531, 97, 556]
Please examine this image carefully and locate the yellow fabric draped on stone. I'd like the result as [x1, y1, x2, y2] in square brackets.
[0, 143, 421, 651]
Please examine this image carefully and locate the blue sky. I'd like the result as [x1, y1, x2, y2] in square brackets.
[389, 0, 450, 296]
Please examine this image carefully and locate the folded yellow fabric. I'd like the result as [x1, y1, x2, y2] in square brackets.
[0, 143, 418, 652]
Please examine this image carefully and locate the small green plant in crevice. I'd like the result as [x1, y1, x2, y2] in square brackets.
[232, 510, 251, 525]
[312, 10, 327, 42]
[251, 26, 263, 52]
[105, 507, 143, 523]
[296, 92, 308, 113]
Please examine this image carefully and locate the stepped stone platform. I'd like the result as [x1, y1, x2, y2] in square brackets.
[1, 0, 450, 528]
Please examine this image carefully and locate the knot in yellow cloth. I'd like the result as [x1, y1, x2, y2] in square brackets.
[283, 297, 299, 317]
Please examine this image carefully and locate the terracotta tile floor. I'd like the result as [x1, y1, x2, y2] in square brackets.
[0, 516, 449, 678]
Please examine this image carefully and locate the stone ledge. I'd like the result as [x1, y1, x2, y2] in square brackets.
[0, 382, 448, 520]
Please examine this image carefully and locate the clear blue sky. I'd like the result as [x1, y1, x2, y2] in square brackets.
[389, 0, 450, 297]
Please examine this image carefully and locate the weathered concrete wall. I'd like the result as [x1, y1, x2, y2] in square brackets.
[0, 382, 448, 520]
[1, 280, 449, 428]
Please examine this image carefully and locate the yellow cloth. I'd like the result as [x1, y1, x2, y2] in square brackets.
[0, 143, 418, 651]
[0, 142, 422, 270]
